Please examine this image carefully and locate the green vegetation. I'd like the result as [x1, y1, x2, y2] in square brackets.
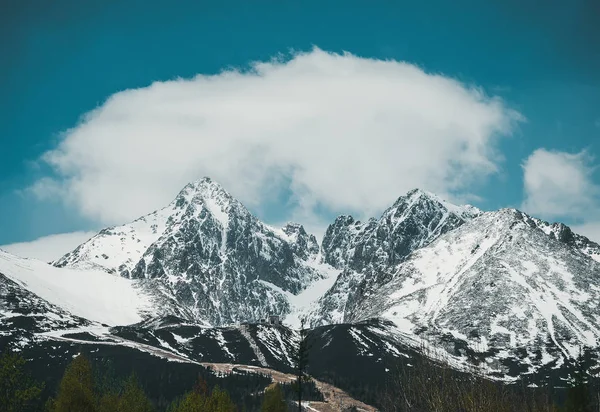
[563, 348, 592, 412]
[167, 378, 236, 412]
[292, 319, 311, 411]
[379, 349, 600, 412]
[115, 374, 155, 412]
[47, 354, 96, 412]
[0, 351, 43, 412]
[278, 380, 323, 404]
[45, 355, 154, 412]
[44, 354, 239, 412]
[260, 385, 286, 412]
[0, 351, 298, 411]
[4, 344, 599, 412]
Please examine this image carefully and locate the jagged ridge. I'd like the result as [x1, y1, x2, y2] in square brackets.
[43, 179, 600, 381]
[350, 208, 600, 378]
[306, 189, 482, 326]
[54, 178, 326, 326]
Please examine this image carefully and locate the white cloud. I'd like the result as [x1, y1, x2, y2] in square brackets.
[521, 149, 600, 219]
[1, 231, 97, 262]
[31, 48, 521, 229]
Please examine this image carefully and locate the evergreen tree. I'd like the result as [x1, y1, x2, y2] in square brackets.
[167, 377, 210, 412]
[167, 391, 206, 412]
[192, 376, 209, 398]
[48, 354, 96, 412]
[94, 359, 121, 399]
[564, 348, 591, 412]
[292, 319, 311, 412]
[0, 351, 43, 412]
[167, 384, 236, 412]
[117, 374, 154, 412]
[261, 385, 287, 412]
[205, 386, 237, 412]
[97, 393, 120, 412]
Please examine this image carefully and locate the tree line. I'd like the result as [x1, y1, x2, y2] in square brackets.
[6, 342, 597, 411]
[0, 351, 295, 412]
[379, 348, 600, 412]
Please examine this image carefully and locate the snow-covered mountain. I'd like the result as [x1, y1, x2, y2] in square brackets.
[306, 189, 482, 326]
[0, 270, 91, 351]
[527, 216, 600, 263]
[0, 250, 154, 326]
[54, 178, 334, 326]
[349, 208, 600, 378]
[5, 179, 600, 383]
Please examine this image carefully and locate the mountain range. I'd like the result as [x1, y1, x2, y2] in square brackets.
[3, 177, 600, 394]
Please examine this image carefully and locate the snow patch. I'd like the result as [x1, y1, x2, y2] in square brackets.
[0, 250, 153, 326]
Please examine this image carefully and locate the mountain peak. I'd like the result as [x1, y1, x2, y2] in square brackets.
[405, 187, 430, 197]
[282, 222, 308, 236]
[394, 188, 481, 219]
[171, 177, 251, 224]
[348, 202, 600, 374]
[176, 177, 230, 203]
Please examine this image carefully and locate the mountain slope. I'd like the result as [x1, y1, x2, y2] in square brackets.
[0, 250, 154, 326]
[307, 189, 481, 326]
[0, 271, 91, 351]
[350, 208, 600, 378]
[54, 178, 332, 326]
[53, 203, 176, 276]
[527, 216, 600, 263]
[19, 180, 600, 382]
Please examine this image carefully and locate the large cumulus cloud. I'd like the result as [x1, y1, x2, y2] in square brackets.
[31, 48, 521, 233]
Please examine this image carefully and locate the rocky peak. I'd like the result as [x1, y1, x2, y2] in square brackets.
[513, 211, 600, 262]
[53, 177, 254, 277]
[349, 207, 600, 377]
[54, 177, 328, 326]
[392, 188, 481, 219]
[281, 223, 319, 259]
[171, 177, 250, 222]
[282, 222, 307, 237]
[309, 189, 482, 327]
[175, 177, 229, 203]
[321, 215, 370, 269]
[322, 189, 481, 272]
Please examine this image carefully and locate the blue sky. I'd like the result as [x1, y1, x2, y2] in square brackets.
[1, 0, 600, 257]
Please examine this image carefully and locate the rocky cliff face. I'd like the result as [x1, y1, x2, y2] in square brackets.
[307, 189, 481, 326]
[54, 178, 325, 326]
[45, 180, 600, 380]
[525, 216, 600, 262]
[349, 208, 600, 377]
